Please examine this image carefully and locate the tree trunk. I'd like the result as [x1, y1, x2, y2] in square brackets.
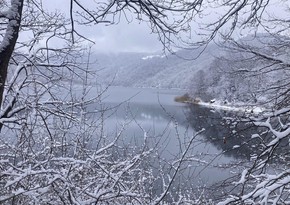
[0, 0, 24, 131]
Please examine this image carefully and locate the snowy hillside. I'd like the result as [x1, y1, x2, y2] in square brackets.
[92, 34, 289, 107]
[93, 44, 222, 89]
[189, 34, 290, 106]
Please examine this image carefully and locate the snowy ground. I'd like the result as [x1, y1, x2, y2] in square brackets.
[185, 99, 265, 115]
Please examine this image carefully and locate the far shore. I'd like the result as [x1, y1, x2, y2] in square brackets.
[174, 94, 264, 115]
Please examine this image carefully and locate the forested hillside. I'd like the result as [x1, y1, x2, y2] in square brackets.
[96, 34, 289, 107]
[95, 44, 219, 89]
[190, 34, 290, 106]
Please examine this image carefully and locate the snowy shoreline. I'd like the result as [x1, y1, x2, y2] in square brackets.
[200, 101, 264, 114]
[180, 99, 265, 115]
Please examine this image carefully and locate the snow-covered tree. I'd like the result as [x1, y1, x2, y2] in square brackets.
[0, 0, 290, 204]
[0, 0, 285, 127]
[214, 33, 290, 205]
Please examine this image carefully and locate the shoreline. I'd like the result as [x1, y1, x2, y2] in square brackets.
[175, 97, 264, 115]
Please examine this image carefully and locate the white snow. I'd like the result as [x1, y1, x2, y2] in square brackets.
[193, 100, 265, 114]
[141, 54, 165, 60]
[233, 169, 248, 185]
[251, 134, 260, 139]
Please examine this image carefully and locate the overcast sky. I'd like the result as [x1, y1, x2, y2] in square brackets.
[47, 0, 287, 54]
[88, 21, 163, 53]
[46, 0, 163, 54]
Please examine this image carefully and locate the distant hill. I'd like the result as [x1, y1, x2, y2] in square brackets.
[93, 44, 221, 89]
[92, 34, 289, 106]
[189, 33, 290, 106]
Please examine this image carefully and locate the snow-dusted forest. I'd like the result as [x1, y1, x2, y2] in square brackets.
[94, 46, 217, 89]
[0, 0, 290, 204]
[97, 33, 290, 108]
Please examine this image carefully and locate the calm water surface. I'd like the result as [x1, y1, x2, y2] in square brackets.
[93, 86, 258, 197]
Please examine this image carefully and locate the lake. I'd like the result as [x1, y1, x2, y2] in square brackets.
[1, 84, 269, 203]
[89, 86, 260, 200]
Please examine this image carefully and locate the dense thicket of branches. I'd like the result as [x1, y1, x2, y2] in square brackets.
[0, 0, 289, 204]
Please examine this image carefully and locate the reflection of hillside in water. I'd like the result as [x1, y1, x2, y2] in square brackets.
[86, 100, 289, 165]
[91, 101, 270, 161]
[184, 105, 266, 160]
[100, 102, 262, 161]
[102, 102, 188, 125]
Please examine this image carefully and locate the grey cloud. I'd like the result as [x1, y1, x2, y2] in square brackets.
[90, 21, 162, 53]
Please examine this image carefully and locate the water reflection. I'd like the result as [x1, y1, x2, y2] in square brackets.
[98, 101, 238, 189]
[91, 87, 281, 201]
[185, 104, 290, 164]
[72, 86, 290, 202]
[185, 104, 263, 160]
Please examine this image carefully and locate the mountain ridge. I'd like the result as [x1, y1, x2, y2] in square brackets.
[93, 34, 289, 107]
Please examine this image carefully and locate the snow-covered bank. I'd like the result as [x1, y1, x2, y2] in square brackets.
[198, 101, 264, 114]
[178, 98, 265, 115]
